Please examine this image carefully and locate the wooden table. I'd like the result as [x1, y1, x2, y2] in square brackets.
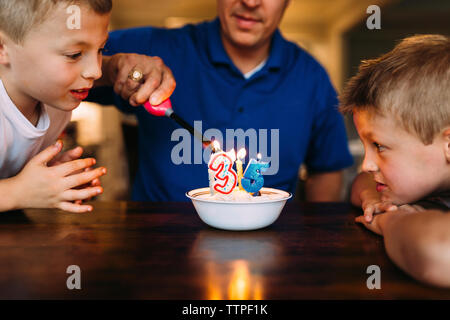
[0, 201, 449, 300]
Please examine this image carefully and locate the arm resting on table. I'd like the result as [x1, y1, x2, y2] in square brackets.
[0, 177, 19, 212]
[380, 209, 450, 288]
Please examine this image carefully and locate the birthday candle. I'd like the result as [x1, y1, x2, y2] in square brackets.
[236, 148, 246, 191]
[208, 141, 221, 195]
[208, 169, 215, 195]
[241, 155, 270, 194]
[208, 148, 237, 194]
[211, 140, 221, 153]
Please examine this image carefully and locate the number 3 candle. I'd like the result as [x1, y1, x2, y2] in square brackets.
[208, 143, 237, 194]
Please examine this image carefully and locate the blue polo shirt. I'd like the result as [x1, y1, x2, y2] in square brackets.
[91, 18, 353, 201]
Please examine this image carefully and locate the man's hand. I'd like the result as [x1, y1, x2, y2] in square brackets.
[98, 53, 176, 107]
[11, 141, 107, 213]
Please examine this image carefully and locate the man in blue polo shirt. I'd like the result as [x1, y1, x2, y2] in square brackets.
[90, 0, 353, 201]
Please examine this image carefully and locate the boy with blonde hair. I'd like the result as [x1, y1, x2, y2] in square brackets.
[340, 35, 450, 287]
[0, 0, 112, 212]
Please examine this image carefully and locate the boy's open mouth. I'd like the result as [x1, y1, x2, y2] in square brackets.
[376, 182, 388, 192]
[70, 88, 90, 101]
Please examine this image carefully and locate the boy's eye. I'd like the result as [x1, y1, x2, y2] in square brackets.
[373, 142, 386, 152]
[66, 52, 82, 60]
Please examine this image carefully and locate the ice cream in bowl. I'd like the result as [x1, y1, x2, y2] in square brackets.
[186, 143, 292, 231]
[186, 187, 291, 231]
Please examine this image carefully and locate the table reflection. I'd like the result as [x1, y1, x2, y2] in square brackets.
[190, 229, 282, 300]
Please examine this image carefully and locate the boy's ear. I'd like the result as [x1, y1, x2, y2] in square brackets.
[443, 127, 450, 163]
[0, 31, 10, 65]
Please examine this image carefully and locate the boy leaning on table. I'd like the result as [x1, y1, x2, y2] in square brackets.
[0, 0, 113, 213]
[340, 34, 450, 287]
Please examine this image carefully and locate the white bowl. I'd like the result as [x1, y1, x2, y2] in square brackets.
[186, 187, 292, 231]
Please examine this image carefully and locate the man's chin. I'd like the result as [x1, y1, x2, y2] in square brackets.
[229, 31, 264, 48]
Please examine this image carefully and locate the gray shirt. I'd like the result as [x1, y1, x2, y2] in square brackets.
[415, 192, 450, 211]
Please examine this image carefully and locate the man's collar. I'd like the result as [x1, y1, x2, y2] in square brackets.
[266, 29, 283, 70]
[206, 17, 284, 71]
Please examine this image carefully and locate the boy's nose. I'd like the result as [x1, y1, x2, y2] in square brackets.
[82, 57, 102, 81]
[361, 153, 379, 173]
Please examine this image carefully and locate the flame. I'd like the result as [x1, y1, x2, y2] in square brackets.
[212, 140, 221, 152]
[257, 153, 262, 160]
[237, 148, 246, 160]
[227, 149, 236, 162]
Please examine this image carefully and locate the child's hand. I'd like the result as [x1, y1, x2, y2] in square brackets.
[12, 141, 106, 213]
[397, 204, 425, 212]
[355, 205, 425, 236]
[355, 213, 385, 236]
[47, 145, 83, 166]
[360, 189, 398, 222]
[47, 145, 102, 194]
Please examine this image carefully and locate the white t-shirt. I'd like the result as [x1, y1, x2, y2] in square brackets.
[243, 58, 267, 79]
[0, 79, 72, 178]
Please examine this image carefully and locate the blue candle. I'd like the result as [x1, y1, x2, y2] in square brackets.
[241, 158, 269, 194]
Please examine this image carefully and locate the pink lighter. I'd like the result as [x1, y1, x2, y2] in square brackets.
[144, 98, 173, 117]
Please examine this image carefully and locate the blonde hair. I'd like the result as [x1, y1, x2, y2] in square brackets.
[0, 0, 112, 43]
[340, 34, 450, 145]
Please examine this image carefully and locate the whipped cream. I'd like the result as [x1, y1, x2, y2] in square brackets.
[196, 189, 288, 202]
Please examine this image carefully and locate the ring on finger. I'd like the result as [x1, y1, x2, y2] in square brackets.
[128, 67, 144, 83]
